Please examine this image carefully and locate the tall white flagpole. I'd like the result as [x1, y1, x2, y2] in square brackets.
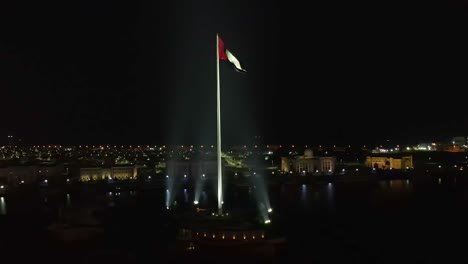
[216, 33, 223, 215]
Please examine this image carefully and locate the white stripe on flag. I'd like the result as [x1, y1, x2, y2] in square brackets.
[226, 50, 246, 72]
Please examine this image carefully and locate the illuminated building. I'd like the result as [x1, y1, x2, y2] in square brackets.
[79, 166, 137, 181]
[365, 155, 413, 169]
[281, 149, 336, 174]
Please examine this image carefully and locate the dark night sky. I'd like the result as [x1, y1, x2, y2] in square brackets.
[1, 0, 467, 145]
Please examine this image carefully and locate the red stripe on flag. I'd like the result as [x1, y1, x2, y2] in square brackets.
[218, 36, 227, 60]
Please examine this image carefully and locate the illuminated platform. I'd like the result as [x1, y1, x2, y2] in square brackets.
[169, 208, 284, 262]
[176, 214, 268, 244]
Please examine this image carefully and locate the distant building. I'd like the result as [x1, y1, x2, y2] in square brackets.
[79, 166, 137, 181]
[166, 158, 223, 179]
[365, 155, 413, 170]
[452, 136, 467, 146]
[0, 163, 65, 185]
[281, 149, 336, 174]
[411, 143, 437, 151]
[6, 135, 22, 146]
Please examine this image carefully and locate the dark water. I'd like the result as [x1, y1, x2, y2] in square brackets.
[276, 179, 468, 263]
[2, 176, 468, 263]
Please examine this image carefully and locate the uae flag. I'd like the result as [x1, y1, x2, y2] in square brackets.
[218, 36, 246, 73]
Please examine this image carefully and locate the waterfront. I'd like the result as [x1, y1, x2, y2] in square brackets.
[2, 175, 468, 263]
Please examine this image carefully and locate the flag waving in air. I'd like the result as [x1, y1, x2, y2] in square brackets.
[218, 36, 246, 73]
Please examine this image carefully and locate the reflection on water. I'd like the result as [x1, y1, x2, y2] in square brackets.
[66, 193, 71, 207]
[2, 176, 468, 263]
[326, 183, 335, 211]
[300, 184, 307, 207]
[379, 179, 412, 190]
[0, 197, 6, 215]
[280, 179, 424, 213]
[107, 191, 116, 207]
[183, 188, 189, 203]
[0, 177, 461, 220]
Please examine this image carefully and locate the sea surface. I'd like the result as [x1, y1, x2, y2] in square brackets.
[1, 175, 468, 263]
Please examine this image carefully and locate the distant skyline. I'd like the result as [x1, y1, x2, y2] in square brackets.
[0, 133, 464, 147]
[1, 0, 467, 145]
